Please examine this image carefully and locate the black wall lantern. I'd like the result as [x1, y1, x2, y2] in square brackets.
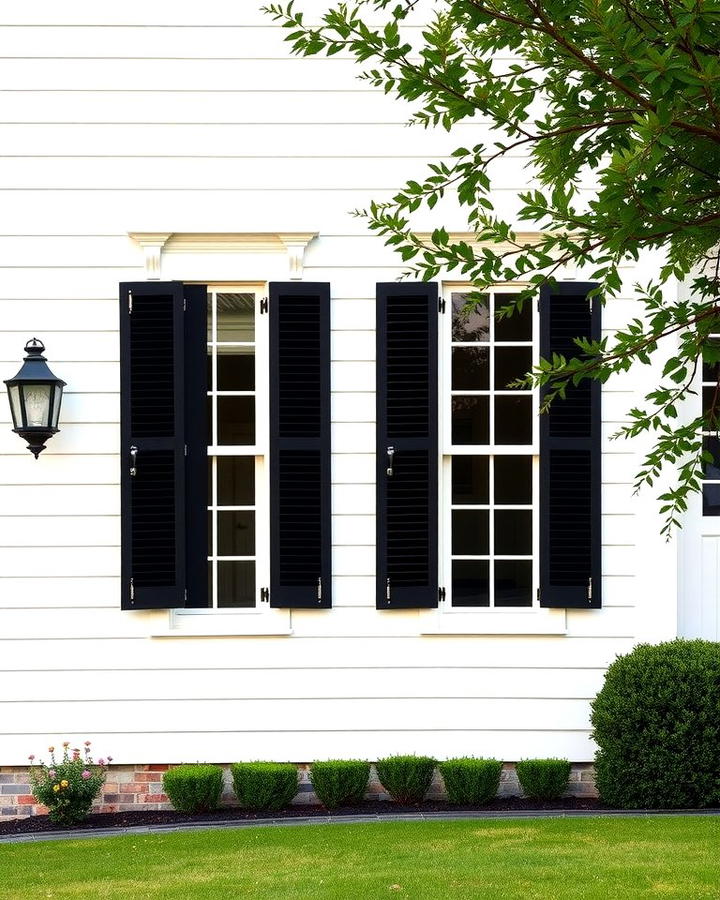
[4, 339, 66, 458]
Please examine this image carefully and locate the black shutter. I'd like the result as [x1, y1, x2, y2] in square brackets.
[120, 282, 186, 609]
[182, 284, 209, 609]
[269, 282, 331, 608]
[539, 282, 601, 609]
[377, 282, 439, 609]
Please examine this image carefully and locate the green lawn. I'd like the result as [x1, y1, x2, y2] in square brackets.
[1, 816, 719, 899]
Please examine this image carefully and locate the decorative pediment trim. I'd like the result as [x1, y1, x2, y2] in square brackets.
[128, 232, 318, 280]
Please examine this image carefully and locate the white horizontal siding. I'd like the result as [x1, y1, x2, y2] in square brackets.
[0, 3, 680, 768]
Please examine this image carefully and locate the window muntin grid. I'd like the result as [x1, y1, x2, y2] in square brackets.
[449, 290, 537, 608]
[207, 290, 257, 607]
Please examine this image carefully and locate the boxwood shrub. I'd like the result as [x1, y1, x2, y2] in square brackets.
[375, 755, 437, 804]
[438, 757, 502, 805]
[162, 764, 224, 814]
[591, 639, 720, 808]
[231, 762, 299, 812]
[515, 759, 570, 800]
[309, 760, 370, 809]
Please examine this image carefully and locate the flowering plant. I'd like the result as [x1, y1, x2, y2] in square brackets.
[28, 741, 111, 826]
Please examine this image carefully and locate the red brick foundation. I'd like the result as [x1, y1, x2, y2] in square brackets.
[0, 762, 597, 820]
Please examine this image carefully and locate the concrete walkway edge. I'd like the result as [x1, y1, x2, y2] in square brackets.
[2, 808, 720, 844]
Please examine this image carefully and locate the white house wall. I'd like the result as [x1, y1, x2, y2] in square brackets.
[0, 1, 679, 766]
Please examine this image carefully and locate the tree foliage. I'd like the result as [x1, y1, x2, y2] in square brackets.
[264, 0, 720, 532]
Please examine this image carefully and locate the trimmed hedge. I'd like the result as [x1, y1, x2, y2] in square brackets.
[515, 759, 570, 800]
[438, 757, 501, 805]
[162, 764, 224, 814]
[376, 755, 437, 804]
[309, 760, 370, 809]
[591, 639, 720, 808]
[231, 762, 299, 812]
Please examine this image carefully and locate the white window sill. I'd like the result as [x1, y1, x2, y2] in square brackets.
[419, 609, 567, 635]
[150, 609, 292, 638]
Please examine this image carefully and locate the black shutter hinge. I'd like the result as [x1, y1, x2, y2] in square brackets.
[386, 578, 391, 603]
[129, 577, 135, 603]
[317, 577, 322, 603]
[587, 577, 593, 603]
[439, 297, 446, 314]
[536, 587, 541, 603]
[438, 586, 446, 603]
[260, 587, 269, 603]
[260, 296, 269, 314]
[183, 296, 187, 311]
[128, 290, 133, 314]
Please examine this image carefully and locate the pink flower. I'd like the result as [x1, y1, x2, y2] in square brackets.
[62, 742, 70, 748]
[107, 756, 113, 763]
[84, 741, 91, 747]
[81, 770, 91, 780]
[98, 759, 106, 766]
[48, 769, 56, 779]
[28, 755, 35, 761]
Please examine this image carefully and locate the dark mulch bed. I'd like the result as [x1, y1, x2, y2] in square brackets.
[0, 797, 604, 836]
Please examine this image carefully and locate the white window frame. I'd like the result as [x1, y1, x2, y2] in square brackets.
[154, 282, 290, 636]
[421, 282, 566, 635]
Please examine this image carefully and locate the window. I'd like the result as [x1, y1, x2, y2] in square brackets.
[702, 332, 720, 515]
[119, 280, 330, 614]
[445, 289, 537, 608]
[206, 288, 265, 608]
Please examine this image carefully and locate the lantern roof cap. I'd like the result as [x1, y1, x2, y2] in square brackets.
[4, 338, 66, 388]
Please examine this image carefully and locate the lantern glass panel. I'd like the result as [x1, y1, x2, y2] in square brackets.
[51, 384, 63, 429]
[21, 383, 51, 427]
[8, 385, 21, 428]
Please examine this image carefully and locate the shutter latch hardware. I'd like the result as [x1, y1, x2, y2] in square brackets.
[129, 577, 135, 602]
[587, 577, 593, 603]
[317, 577, 322, 602]
[260, 587, 269, 603]
[439, 298, 446, 314]
[438, 587, 446, 603]
[260, 296, 269, 314]
[386, 446, 395, 477]
[128, 290, 133, 314]
[129, 445, 138, 476]
[386, 578, 391, 601]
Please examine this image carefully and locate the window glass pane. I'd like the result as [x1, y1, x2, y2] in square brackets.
[703, 484, 720, 515]
[495, 456, 532, 504]
[217, 293, 255, 342]
[494, 396, 532, 444]
[703, 387, 720, 427]
[452, 347, 489, 390]
[217, 397, 255, 445]
[494, 294, 532, 341]
[452, 396, 489, 444]
[217, 456, 255, 506]
[206, 352, 212, 388]
[452, 509, 489, 555]
[494, 347, 532, 390]
[494, 560, 532, 606]
[217, 347, 255, 391]
[451, 293, 489, 342]
[217, 561, 255, 608]
[494, 510, 532, 555]
[207, 512, 213, 556]
[206, 293, 213, 342]
[217, 511, 255, 556]
[702, 338, 720, 382]
[452, 560, 489, 606]
[452, 456, 489, 504]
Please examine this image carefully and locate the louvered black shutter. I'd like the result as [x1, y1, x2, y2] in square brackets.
[269, 282, 331, 608]
[539, 282, 601, 609]
[377, 282, 439, 609]
[182, 284, 209, 609]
